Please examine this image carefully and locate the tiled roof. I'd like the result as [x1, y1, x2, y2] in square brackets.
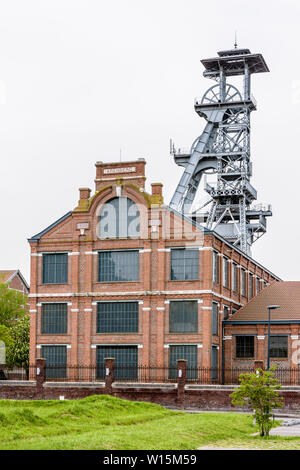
[226, 281, 300, 322]
[0, 270, 17, 282]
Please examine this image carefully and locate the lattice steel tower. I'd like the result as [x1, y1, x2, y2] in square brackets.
[169, 47, 272, 255]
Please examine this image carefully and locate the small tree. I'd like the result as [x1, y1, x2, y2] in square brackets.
[6, 315, 30, 369]
[230, 367, 284, 437]
[0, 282, 27, 328]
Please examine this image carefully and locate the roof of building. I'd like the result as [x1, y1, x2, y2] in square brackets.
[225, 281, 300, 323]
[0, 270, 29, 290]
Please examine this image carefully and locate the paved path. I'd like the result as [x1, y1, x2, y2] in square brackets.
[270, 424, 300, 437]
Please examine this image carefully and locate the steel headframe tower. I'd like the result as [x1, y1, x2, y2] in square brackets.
[169, 47, 272, 255]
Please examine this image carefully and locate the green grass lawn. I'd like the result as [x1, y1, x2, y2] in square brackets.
[0, 394, 299, 450]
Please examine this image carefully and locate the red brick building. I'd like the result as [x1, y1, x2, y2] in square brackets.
[224, 281, 300, 371]
[0, 270, 29, 295]
[28, 159, 280, 374]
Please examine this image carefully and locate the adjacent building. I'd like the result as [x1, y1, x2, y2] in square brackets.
[28, 159, 280, 374]
[0, 270, 29, 295]
[224, 281, 300, 371]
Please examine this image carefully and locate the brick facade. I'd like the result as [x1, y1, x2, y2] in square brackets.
[28, 159, 280, 369]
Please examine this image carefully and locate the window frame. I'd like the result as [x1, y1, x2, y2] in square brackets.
[170, 248, 199, 281]
[41, 303, 68, 335]
[212, 251, 219, 284]
[235, 335, 255, 358]
[96, 301, 139, 334]
[270, 336, 288, 358]
[212, 301, 219, 335]
[98, 249, 139, 283]
[169, 300, 198, 334]
[42, 253, 68, 285]
[232, 263, 237, 292]
[222, 257, 229, 288]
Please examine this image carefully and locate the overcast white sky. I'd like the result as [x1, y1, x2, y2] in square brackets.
[0, 0, 299, 282]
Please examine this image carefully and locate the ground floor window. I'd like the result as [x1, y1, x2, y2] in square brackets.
[169, 345, 197, 379]
[211, 345, 218, 380]
[270, 336, 288, 358]
[236, 336, 255, 358]
[41, 345, 67, 379]
[96, 345, 138, 380]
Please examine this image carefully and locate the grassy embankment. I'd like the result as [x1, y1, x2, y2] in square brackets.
[0, 395, 299, 450]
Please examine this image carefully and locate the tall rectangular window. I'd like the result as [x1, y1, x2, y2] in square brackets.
[169, 345, 197, 379]
[232, 263, 237, 292]
[223, 257, 229, 288]
[42, 253, 68, 284]
[211, 346, 218, 379]
[212, 302, 218, 335]
[241, 269, 246, 297]
[249, 273, 253, 299]
[256, 277, 260, 294]
[96, 346, 138, 380]
[169, 301, 198, 333]
[97, 302, 138, 333]
[212, 251, 219, 284]
[42, 345, 67, 379]
[270, 336, 288, 358]
[41, 303, 67, 334]
[98, 250, 139, 282]
[236, 336, 254, 358]
[223, 305, 230, 320]
[170, 249, 198, 281]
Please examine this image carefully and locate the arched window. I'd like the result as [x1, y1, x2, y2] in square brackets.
[99, 197, 140, 238]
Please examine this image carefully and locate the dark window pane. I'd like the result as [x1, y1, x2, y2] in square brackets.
[169, 345, 197, 379]
[42, 253, 68, 284]
[98, 250, 139, 282]
[170, 249, 198, 281]
[42, 304, 67, 334]
[96, 346, 138, 380]
[212, 251, 219, 283]
[223, 258, 229, 288]
[212, 302, 218, 335]
[97, 302, 138, 333]
[42, 345, 67, 379]
[169, 301, 198, 333]
[99, 197, 140, 238]
[270, 336, 288, 358]
[211, 346, 218, 379]
[232, 264, 237, 292]
[236, 336, 254, 358]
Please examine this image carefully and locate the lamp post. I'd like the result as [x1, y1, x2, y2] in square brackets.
[267, 305, 280, 370]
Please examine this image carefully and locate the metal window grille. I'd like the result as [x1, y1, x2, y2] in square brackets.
[223, 257, 229, 288]
[42, 253, 68, 284]
[96, 346, 138, 380]
[236, 336, 254, 358]
[97, 302, 138, 333]
[232, 263, 237, 291]
[270, 336, 288, 358]
[99, 197, 140, 239]
[41, 303, 67, 334]
[169, 345, 197, 380]
[169, 301, 198, 333]
[170, 249, 199, 281]
[42, 345, 67, 379]
[212, 302, 218, 335]
[98, 250, 139, 282]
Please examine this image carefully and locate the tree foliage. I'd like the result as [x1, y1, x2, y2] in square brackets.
[6, 315, 30, 368]
[230, 367, 284, 437]
[0, 282, 29, 367]
[0, 282, 27, 328]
